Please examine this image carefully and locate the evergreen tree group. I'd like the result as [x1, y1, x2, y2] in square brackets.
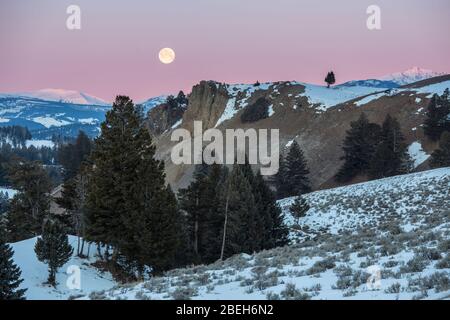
[275, 141, 311, 199]
[6, 161, 52, 242]
[430, 131, 450, 168]
[57, 131, 92, 181]
[179, 162, 289, 263]
[424, 89, 450, 141]
[336, 114, 412, 182]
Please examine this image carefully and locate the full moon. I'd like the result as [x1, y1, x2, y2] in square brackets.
[159, 48, 175, 64]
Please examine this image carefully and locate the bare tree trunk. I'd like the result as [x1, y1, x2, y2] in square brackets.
[220, 181, 231, 261]
[77, 236, 81, 256]
[80, 239, 85, 256]
[194, 195, 199, 256]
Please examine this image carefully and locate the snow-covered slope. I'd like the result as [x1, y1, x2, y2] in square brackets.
[12, 89, 110, 106]
[80, 168, 450, 300]
[381, 67, 447, 86]
[10, 236, 116, 300]
[139, 95, 168, 113]
[0, 96, 109, 138]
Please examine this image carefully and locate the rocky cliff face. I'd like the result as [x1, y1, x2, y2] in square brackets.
[151, 76, 450, 191]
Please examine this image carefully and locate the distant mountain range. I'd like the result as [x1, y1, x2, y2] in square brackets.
[380, 66, 446, 86]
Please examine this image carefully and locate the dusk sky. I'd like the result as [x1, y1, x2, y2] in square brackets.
[1, 0, 449, 102]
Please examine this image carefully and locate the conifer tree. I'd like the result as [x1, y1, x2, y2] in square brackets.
[34, 219, 73, 287]
[430, 131, 450, 168]
[219, 164, 258, 259]
[6, 161, 52, 241]
[325, 71, 336, 88]
[424, 89, 450, 141]
[252, 172, 289, 249]
[335, 114, 382, 182]
[369, 115, 412, 179]
[57, 131, 92, 181]
[86, 96, 183, 276]
[279, 141, 311, 198]
[289, 196, 310, 225]
[0, 230, 27, 299]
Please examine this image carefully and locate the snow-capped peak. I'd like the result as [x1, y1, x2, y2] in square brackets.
[15, 88, 110, 106]
[381, 67, 447, 86]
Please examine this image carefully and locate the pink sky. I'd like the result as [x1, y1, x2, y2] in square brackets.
[0, 0, 449, 102]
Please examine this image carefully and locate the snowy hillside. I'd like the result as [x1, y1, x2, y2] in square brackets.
[381, 67, 446, 86]
[0, 96, 108, 138]
[10, 236, 116, 300]
[79, 168, 450, 300]
[12, 89, 110, 106]
[139, 95, 168, 113]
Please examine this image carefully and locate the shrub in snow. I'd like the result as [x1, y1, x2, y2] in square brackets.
[171, 286, 198, 300]
[414, 247, 442, 261]
[266, 291, 281, 300]
[135, 290, 152, 300]
[385, 282, 402, 294]
[383, 260, 400, 268]
[280, 283, 311, 300]
[436, 254, 450, 269]
[400, 255, 429, 274]
[306, 257, 336, 275]
[89, 290, 108, 300]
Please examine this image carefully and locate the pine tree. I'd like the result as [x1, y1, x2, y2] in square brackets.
[369, 115, 412, 179]
[57, 131, 92, 181]
[0, 230, 27, 299]
[430, 131, 450, 168]
[289, 196, 310, 225]
[424, 90, 450, 141]
[86, 96, 183, 276]
[219, 164, 258, 259]
[34, 219, 73, 287]
[278, 141, 311, 198]
[252, 172, 289, 249]
[335, 114, 382, 182]
[6, 161, 52, 241]
[179, 163, 228, 264]
[325, 71, 336, 88]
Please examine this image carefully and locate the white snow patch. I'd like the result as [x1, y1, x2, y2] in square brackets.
[10, 236, 117, 300]
[0, 187, 17, 199]
[408, 142, 430, 168]
[268, 105, 275, 117]
[32, 117, 71, 128]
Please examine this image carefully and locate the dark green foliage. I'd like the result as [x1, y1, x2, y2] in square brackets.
[369, 115, 412, 179]
[6, 161, 52, 241]
[335, 114, 382, 182]
[241, 98, 270, 123]
[34, 219, 73, 287]
[86, 96, 183, 276]
[0, 230, 27, 299]
[290, 196, 310, 225]
[179, 163, 228, 264]
[219, 163, 289, 260]
[0, 126, 31, 148]
[276, 141, 311, 199]
[325, 71, 336, 88]
[430, 131, 450, 168]
[180, 161, 288, 263]
[424, 89, 450, 141]
[57, 131, 92, 181]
